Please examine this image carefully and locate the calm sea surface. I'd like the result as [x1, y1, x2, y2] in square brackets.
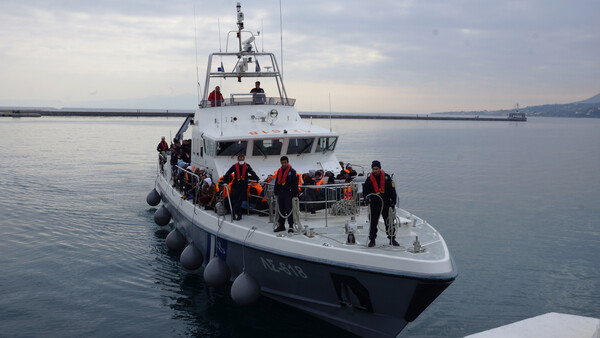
[0, 116, 598, 337]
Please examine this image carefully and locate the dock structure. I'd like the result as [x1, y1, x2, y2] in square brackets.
[0, 108, 526, 121]
[299, 112, 526, 121]
[465, 312, 599, 338]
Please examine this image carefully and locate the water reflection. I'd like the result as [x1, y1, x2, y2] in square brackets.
[149, 224, 354, 337]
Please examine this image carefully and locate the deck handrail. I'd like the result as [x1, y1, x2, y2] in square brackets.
[160, 156, 363, 226]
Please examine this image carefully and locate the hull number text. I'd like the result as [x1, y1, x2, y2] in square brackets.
[260, 257, 308, 279]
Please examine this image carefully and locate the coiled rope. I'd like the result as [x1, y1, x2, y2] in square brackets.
[364, 193, 400, 236]
[274, 196, 302, 232]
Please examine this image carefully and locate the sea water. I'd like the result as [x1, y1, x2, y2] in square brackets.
[0, 116, 598, 337]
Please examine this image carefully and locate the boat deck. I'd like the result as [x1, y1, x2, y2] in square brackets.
[158, 166, 453, 276]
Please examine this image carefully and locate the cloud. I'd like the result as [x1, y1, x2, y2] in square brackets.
[0, 0, 599, 113]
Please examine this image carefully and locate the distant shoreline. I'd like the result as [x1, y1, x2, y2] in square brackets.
[1, 108, 525, 121]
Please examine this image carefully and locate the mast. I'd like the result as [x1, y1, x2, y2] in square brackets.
[236, 2, 243, 55]
[200, 3, 290, 108]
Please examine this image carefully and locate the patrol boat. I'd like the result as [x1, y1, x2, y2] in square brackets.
[147, 4, 457, 337]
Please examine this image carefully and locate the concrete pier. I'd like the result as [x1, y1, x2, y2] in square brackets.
[0, 107, 526, 121]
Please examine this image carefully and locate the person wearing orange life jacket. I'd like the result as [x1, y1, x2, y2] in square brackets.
[344, 177, 353, 200]
[311, 170, 327, 209]
[247, 181, 263, 200]
[314, 171, 325, 186]
[247, 181, 268, 210]
[274, 156, 298, 233]
[219, 175, 234, 207]
[215, 174, 232, 193]
[156, 136, 169, 172]
[271, 169, 302, 192]
[156, 136, 169, 153]
[301, 173, 318, 214]
[346, 163, 358, 177]
[224, 154, 260, 220]
[362, 160, 398, 248]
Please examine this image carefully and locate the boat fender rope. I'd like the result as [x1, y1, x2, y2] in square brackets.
[292, 197, 302, 232]
[242, 227, 257, 270]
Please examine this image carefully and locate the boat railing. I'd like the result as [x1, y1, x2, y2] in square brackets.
[159, 157, 362, 227]
[255, 182, 361, 227]
[170, 164, 203, 202]
[199, 96, 296, 108]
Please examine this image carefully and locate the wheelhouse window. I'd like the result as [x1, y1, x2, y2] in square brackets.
[204, 139, 215, 157]
[252, 139, 283, 156]
[316, 136, 338, 152]
[216, 140, 247, 156]
[287, 138, 314, 155]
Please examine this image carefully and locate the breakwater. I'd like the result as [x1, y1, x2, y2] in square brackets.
[1, 108, 526, 121]
[299, 113, 526, 121]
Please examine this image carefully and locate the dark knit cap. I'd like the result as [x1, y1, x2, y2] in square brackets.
[371, 160, 381, 168]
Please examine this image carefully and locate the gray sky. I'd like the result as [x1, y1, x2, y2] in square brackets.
[1, 0, 599, 114]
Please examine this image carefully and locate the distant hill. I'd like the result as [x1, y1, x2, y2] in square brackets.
[574, 93, 600, 104]
[434, 93, 600, 118]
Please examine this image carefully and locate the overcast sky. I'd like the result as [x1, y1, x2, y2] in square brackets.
[1, 0, 599, 114]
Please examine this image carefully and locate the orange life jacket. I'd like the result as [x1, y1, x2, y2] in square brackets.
[220, 174, 234, 197]
[370, 170, 386, 195]
[344, 186, 352, 200]
[235, 162, 247, 181]
[247, 182, 265, 202]
[223, 181, 233, 198]
[159, 140, 168, 151]
[315, 178, 324, 192]
[272, 169, 302, 191]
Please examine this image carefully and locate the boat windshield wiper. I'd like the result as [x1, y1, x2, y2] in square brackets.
[297, 142, 312, 156]
[254, 144, 267, 159]
[231, 149, 245, 159]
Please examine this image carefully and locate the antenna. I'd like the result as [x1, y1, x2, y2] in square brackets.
[194, 5, 202, 106]
[218, 18, 222, 53]
[261, 19, 264, 52]
[329, 92, 332, 132]
[279, 0, 284, 77]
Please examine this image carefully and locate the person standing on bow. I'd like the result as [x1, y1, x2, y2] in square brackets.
[224, 154, 260, 220]
[362, 160, 398, 247]
[274, 156, 298, 233]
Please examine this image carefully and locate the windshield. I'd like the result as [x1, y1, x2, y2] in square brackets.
[252, 139, 283, 156]
[216, 140, 248, 156]
[315, 136, 338, 152]
[287, 138, 314, 155]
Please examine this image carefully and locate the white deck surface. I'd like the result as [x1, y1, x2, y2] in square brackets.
[466, 312, 599, 338]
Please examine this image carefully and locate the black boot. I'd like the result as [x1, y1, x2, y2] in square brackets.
[274, 225, 285, 232]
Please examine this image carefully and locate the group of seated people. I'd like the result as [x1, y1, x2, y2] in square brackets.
[167, 153, 364, 216]
[298, 163, 364, 214]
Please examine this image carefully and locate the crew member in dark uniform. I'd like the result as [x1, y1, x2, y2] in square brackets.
[274, 156, 298, 232]
[362, 160, 398, 247]
[224, 154, 260, 220]
[250, 81, 266, 104]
